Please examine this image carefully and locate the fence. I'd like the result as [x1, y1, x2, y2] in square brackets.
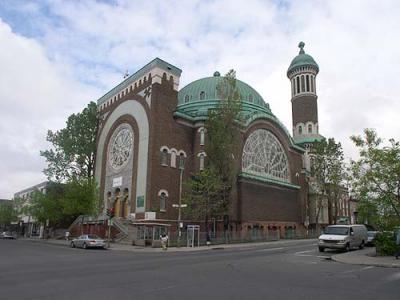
[166, 229, 318, 247]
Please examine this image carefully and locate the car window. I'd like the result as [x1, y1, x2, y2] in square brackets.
[88, 235, 100, 239]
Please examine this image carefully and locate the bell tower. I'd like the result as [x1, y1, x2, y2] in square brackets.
[287, 42, 321, 146]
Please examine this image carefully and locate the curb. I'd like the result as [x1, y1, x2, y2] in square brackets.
[331, 249, 400, 268]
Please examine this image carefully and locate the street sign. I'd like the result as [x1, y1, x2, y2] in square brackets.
[173, 204, 187, 208]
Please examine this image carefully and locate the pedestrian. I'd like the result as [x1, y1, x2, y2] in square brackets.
[160, 233, 168, 250]
[65, 231, 70, 241]
[395, 229, 400, 260]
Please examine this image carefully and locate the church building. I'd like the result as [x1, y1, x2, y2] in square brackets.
[94, 42, 323, 238]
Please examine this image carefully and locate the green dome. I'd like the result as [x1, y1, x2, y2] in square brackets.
[178, 73, 266, 106]
[176, 73, 272, 121]
[287, 42, 319, 76]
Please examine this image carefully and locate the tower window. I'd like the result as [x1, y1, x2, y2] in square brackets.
[306, 75, 310, 92]
[298, 126, 303, 135]
[301, 75, 305, 93]
[200, 91, 206, 100]
[308, 124, 312, 133]
[311, 76, 314, 92]
[296, 76, 300, 94]
[184, 95, 190, 103]
[292, 79, 296, 96]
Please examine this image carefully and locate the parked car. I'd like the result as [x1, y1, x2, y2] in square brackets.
[318, 224, 368, 252]
[0, 232, 16, 239]
[364, 224, 378, 246]
[70, 234, 106, 249]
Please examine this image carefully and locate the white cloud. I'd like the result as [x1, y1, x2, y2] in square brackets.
[1, 0, 400, 197]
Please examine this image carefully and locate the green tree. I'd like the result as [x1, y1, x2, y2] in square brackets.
[311, 138, 345, 226]
[184, 70, 242, 228]
[0, 201, 17, 228]
[28, 185, 65, 226]
[40, 102, 98, 182]
[62, 178, 100, 219]
[350, 129, 400, 229]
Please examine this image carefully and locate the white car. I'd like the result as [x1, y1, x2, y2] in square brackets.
[70, 234, 106, 249]
[318, 225, 368, 252]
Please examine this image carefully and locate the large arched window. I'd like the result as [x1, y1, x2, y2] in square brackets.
[242, 129, 289, 182]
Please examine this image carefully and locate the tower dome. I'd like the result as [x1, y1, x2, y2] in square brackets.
[287, 42, 319, 77]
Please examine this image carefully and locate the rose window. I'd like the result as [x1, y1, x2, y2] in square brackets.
[242, 129, 289, 182]
[108, 124, 134, 170]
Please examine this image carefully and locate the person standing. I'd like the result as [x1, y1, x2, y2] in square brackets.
[160, 234, 168, 250]
[65, 231, 70, 241]
[395, 229, 400, 259]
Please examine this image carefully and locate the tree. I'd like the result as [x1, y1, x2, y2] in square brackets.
[40, 102, 98, 182]
[28, 185, 65, 226]
[184, 70, 242, 229]
[0, 201, 17, 229]
[310, 138, 345, 226]
[350, 129, 400, 229]
[62, 178, 100, 219]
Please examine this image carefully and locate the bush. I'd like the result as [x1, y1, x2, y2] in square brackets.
[375, 231, 397, 256]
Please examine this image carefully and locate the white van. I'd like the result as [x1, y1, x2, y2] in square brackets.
[318, 224, 368, 252]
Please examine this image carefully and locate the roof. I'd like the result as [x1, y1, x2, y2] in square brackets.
[97, 57, 182, 106]
[176, 72, 272, 120]
[287, 42, 319, 76]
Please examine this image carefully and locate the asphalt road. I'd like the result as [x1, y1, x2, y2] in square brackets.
[0, 239, 399, 300]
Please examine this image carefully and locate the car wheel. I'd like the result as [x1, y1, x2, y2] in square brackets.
[345, 243, 350, 252]
[318, 247, 324, 252]
[70, 242, 75, 248]
[83, 243, 87, 249]
[359, 241, 365, 249]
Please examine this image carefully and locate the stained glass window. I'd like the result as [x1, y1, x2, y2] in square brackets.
[242, 129, 289, 182]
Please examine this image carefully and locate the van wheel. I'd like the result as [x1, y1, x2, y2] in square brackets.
[345, 243, 350, 252]
[318, 247, 324, 252]
[359, 241, 365, 249]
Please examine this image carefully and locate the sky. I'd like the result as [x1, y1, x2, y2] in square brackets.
[0, 0, 399, 199]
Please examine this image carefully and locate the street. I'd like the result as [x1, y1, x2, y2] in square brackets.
[0, 239, 399, 300]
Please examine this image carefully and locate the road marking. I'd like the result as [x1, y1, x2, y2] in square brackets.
[254, 247, 284, 252]
[294, 250, 314, 256]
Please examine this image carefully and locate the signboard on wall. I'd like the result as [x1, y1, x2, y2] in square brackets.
[112, 177, 122, 187]
[145, 212, 156, 220]
[136, 195, 145, 209]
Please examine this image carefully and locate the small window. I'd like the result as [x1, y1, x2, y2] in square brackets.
[308, 124, 312, 133]
[161, 149, 168, 166]
[160, 192, 167, 212]
[184, 95, 190, 103]
[199, 154, 205, 171]
[248, 94, 253, 102]
[296, 77, 300, 94]
[306, 75, 310, 92]
[178, 153, 185, 169]
[311, 75, 315, 92]
[200, 91, 205, 100]
[301, 75, 305, 92]
[170, 151, 177, 168]
[200, 129, 205, 146]
[298, 126, 303, 135]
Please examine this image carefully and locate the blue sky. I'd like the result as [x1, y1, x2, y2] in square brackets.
[0, 0, 400, 198]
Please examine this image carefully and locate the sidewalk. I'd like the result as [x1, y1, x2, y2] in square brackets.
[331, 247, 400, 268]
